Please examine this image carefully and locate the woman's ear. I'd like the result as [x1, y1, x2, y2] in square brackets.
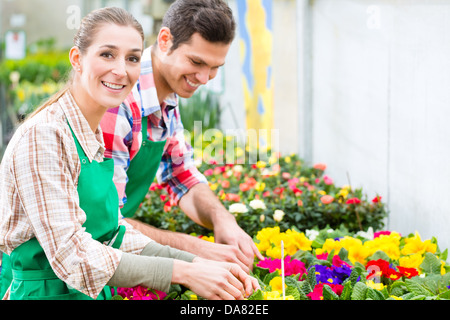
[157, 27, 173, 53]
[69, 46, 82, 72]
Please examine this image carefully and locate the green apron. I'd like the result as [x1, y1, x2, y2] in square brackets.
[121, 116, 166, 218]
[0, 122, 125, 300]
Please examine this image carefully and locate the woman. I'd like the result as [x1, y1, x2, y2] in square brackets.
[0, 7, 258, 300]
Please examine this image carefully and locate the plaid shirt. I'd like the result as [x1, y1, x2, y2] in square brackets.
[101, 47, 207, 209]
[0, 91, 152, 299]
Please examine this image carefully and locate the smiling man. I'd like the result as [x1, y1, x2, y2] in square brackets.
[100, 0, 263, 273]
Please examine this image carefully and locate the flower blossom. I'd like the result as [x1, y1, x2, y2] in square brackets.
[249, 199, 267, 210]
[273, 209, 285, 222]
[228, 203, 248, 214]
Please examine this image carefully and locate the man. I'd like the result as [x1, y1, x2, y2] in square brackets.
[100, 0, 263, 273]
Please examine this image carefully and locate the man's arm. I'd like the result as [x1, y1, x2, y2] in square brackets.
[178, 183, 264, 269]
[124, 216, 253, 273]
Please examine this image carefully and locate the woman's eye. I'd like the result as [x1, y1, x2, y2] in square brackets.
[129, 56, 141, 63]
[101, 52, 114, 59]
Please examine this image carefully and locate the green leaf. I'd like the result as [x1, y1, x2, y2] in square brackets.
[351, 282, 368, 300]
[339, 281, 353, 300]
[405, 278, 434, 297]
[248, 289, 264, 300]
[263, 270, 280, 286]
[420, 252, 442, 275]
[368, 250, 391, 262]
[366, 287, 385, 300]
[322, 284, 340, 300]
[306, 266, 317, 289]
[285, 286, 301, 300]
[343, 268, 361, 287]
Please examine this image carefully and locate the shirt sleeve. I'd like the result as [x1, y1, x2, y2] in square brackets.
[157, 106, 208, 204]
[11, 123, 123, 299]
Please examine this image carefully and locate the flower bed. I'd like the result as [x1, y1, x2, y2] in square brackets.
[135, 153, 387, 237]
[112, 227, 450, 300]
[121, 150, 449, 300]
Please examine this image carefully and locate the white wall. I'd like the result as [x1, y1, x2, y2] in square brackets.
[306, 0, 450, 250]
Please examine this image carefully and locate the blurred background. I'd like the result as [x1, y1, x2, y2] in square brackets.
[1, 0, 449, 251]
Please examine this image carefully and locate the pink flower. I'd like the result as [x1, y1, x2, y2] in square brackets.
[307, 284, 343, 300]
[257, 256, 306, 277]
[115, 286, 167, 300]
[323, 175, 333, 185]
[316, 252, 328, 260]
[374, 231, 391, 238]
[332, 255, 351, 268]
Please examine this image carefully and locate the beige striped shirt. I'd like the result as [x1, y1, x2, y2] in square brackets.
[0, 91, 152, 299]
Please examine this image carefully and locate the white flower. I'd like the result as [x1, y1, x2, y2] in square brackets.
[233, 165, 244, 172]
[249, 199, 267, 210]
[228, 203, 248, 214]
[273, 209, 285, 222]
[356, 227, 374, 240]
[306, 229, 320, 241]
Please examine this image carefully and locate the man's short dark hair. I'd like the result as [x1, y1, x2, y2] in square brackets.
[162, 0, 236, 51]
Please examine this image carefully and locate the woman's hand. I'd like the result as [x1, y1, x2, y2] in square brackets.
[172, 258, 260, 300]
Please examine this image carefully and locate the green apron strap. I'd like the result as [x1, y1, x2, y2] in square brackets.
[121, 116, 166, 218]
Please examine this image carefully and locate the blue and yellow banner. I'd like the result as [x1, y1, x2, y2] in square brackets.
[236, 0, 274, 148]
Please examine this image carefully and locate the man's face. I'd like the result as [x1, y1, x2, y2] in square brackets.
[157, 32, 231, 99]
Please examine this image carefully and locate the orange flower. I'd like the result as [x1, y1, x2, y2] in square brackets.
[313, 163, 327, 171]
[320, 195, 334, 204]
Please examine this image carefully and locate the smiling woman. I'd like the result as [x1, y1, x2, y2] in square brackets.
[0, 7, 148, 301]
[0, 6, 259, 301]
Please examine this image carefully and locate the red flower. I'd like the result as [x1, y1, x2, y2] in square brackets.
[346, 197, 361, 205]
[397, 266, 419, 279]
[372, 196, 382, 203]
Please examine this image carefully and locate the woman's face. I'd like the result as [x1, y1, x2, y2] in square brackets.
[71, 23, 143, 110]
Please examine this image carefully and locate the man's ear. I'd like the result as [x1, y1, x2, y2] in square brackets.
[157, 27, 173, 53]
[69, 46, 82, 72]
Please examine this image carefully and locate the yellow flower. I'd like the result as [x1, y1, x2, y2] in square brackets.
[338, 188, 349, 198]
[390, 295, 403, 300]
[200, 235, 215, 242]
[209, 182, 218, 191]
[364, 232, 401, 260]
[263, 291, 294, 300]
[366, 280, 385, 291]
[269, 277, 286, 293]
[190, 294, 198, 300]
[399, 253, 424, 271]
[401, 232, 437, 255]
[16, 88, 26, 102]
[284, 156, 291, 163]
[256, 160, 267, 168]
[255, 182, 266, 192]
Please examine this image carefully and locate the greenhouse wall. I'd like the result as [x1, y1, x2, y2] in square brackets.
[300, 0, 450, 250]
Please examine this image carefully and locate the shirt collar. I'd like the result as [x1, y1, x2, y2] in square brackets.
[139, 47, 178, 120]
[59, 91, 105, 162]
